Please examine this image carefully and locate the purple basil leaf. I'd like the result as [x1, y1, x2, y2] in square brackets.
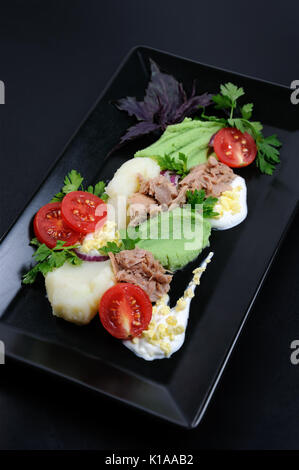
[113, 59, 213, 149]
[144, 59, 183, 122]
[114, 96, 152, 122]
[174, 92, 213, 122]
[119, 121, 160, 145]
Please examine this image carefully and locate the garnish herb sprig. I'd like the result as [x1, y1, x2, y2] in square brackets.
[155, 153, 189, 178]
[99, 234, 140, 255]
[201, 82, 282, 175]
[51, 170, 108, 202]
[186, 189, 219, 218]
[23, 239, 82, 284]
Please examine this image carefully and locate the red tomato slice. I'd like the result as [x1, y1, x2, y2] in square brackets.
[213, 127, 257, 167]
[61, 191, 107, 234]
[99, 283, 152, 339]
[33, 202, 80, 249]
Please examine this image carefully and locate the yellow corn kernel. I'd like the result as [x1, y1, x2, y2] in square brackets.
[132, 337, 139, 344]
[142, 328, 155, 339]
[159, 341, 171, 356]
[166, 326, 174, 335]
[148, 338, 158, 347]
[148, 320, 156, 329]
[185, 288, 194, 299]
[152, 305, 158, 315]
[157, 324, 166, 337]
[166, 316, 177, 326]
[193, 267, 204, 274]
[160, 305, 171, 316]
[174, 325, 185, 335]
[156, 294, 168, 307]
[175, 297, 187, 311]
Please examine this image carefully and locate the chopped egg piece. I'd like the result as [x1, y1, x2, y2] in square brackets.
[80, 221, 121, 254]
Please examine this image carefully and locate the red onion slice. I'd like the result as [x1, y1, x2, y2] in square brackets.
[209, 132, 216, 147]
[160, 170, 180, 185]
[74, 248, 109, 262]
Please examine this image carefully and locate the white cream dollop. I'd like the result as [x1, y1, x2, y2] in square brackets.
[209, 175, 247, 230]
[123, 252, 213, 360]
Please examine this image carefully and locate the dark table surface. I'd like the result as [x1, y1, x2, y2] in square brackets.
[0, 0, 299, 451]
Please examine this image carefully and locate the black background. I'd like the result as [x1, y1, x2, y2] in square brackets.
[1, 0, 299, 450]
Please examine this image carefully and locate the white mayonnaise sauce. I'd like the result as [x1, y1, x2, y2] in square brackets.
[123, 252, 213, 361]
[209, 175, 247, 230]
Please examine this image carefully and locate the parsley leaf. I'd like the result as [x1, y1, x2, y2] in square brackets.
[203, 196, 219, 218]
[99, 241, 122, 255]
[51, 170, 83, 202]
[212, 94, 232, 110]
[220, 82, 245, 102]
[186, 189, 219, 218]
[256, 134, 281, 175]
[241, 103, 253, 120]
[87, 181, 108, 201]
[227, 118, 247, 133]
[203, 81, 282, 175]
[156, 152, 189, 178]
[51, 192, 65, 203]
[99, 233, 140, 255]
[62, 170, 83, 194]
[23, 239, 82, 284]
[51, 170, 108, 202]
[186, 189, 205, 207]
[22, 265, 40, 284]
[122, 235, 140, 250]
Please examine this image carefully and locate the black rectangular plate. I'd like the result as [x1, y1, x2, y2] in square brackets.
[1, 46, 298, 428]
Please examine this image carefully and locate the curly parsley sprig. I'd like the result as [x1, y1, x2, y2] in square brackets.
[51, 170, 108, 202]
[23, 238, 82, 284]
[200, 82, 282, 175]
[186, 189, 219, 218]
[99, 233, 140, 255]
[155, 153, 189, 178]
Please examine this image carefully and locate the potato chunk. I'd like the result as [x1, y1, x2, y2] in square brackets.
[106, 157, 160, 229]
[45, 260, 115, 325]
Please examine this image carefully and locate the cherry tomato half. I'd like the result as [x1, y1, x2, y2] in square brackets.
[33, 202, 80, 248]
[99, 283, 153, 339]
[61, 191, 107, 234]
[213, 127, 257, 168]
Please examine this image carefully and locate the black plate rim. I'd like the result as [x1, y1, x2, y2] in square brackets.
[135, 44, 291, 90]
[0, 45, 298, 429]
